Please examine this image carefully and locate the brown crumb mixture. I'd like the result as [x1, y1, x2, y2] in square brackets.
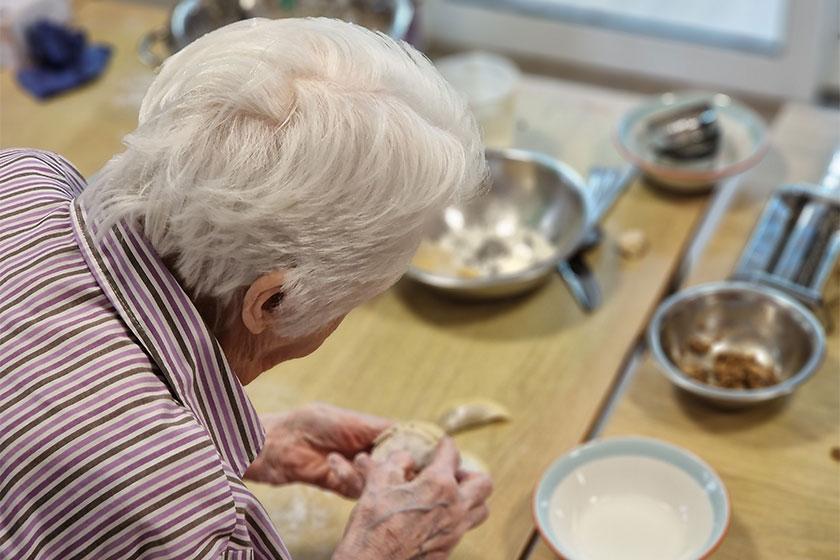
[679, 349, 780, 390]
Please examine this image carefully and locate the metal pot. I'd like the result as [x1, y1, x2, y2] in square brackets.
[139, 0, 414, 67]
[405, 148, 636, 300]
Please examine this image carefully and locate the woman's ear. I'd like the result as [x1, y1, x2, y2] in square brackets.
[241, 271, 286, 335]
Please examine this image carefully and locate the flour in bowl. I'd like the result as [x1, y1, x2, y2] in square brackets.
[413, 226, 555, 278]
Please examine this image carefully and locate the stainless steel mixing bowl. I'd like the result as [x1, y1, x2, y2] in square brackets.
[139, 0, 414, 67]
[648, 281, 826, 407]
[406, 148, 591, 298]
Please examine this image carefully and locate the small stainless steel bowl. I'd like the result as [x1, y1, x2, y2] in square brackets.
[406, 148, 590, 299]
[648, 281, 826, 408]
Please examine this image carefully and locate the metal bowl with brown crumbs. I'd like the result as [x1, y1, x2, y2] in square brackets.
[648, 282, 826, 408]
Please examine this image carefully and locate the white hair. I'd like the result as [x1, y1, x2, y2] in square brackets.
[81, 17, 485, 336]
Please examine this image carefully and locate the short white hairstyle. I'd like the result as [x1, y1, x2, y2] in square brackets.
[81, 17, 485, 336]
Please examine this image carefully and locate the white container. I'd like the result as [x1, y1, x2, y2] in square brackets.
[534, 437, 730, 560]
[0, 0, 71, 69]
[436, 51, 520, 146]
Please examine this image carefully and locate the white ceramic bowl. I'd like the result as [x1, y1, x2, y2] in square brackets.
[534, 437, 730, 560]
[615, 92, 768, 193]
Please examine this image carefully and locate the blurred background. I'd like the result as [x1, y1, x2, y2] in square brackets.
[1, 5, 838, 559]
[0, 0, 838, 173]
[423, 0, 839, 104]
[4, 1, 838, 97]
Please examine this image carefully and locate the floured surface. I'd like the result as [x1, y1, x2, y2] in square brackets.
[248, 482, 354, 560]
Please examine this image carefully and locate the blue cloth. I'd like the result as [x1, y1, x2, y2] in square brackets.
[16, 20, 112, 100]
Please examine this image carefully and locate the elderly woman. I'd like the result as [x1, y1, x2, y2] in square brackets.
[0, 17, 491, 559]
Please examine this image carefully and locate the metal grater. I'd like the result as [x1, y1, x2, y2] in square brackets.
[732, 148, 840, 328]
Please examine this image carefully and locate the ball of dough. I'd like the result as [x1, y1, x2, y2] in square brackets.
[617, 229, 649, 259]
[371, 421, 444, 470]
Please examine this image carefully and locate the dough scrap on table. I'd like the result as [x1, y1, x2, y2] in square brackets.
[617, 229, 649, 259]
[437, 399, 511, 434]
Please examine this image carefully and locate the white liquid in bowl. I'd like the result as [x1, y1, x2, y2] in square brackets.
[574, 494, 687, 560]
[548, 456, 714, 560]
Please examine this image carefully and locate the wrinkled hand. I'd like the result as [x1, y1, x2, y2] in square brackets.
[245, 403, 392, 498]
[333, 438, 493, 560]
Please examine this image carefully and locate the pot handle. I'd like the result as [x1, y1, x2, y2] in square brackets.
[586, 165, 639, 227]
[138, 28, 169, 68]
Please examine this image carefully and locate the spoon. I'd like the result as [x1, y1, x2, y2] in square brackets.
[648, 101, 721, 161]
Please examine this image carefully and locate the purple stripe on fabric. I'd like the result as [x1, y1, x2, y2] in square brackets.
[0, 223, 73, 275]
[0, 212, 67, 243]
[0, 298, 105, 365]
[0, 351, 150, 430]
[0, 219, 69, 261]
[0, 234, 73, 276]
[0, 247, 76, 292]
[120, 229, 245, 466]
[5, 429, 215, 556]
[0, 383, 170, 488]
[46, 464, 232, 559]
[0, 162, 64, 180]
[0, 206, 70, 233]
[0, 264, 89, 313]
[137, 498, 234, 560]
[3, 307, 119, 368]
[123, 226, 264, 462]
[245, 499, 292, 560]
[0, 313, 128, 406]
[0, 196, 61, 218]
[1, 151, 289, 559]
[93, 482, 232, 560]
[0, 281, 100, 336]
[0, 164, 59, 177]
[0, 399, 189, 541]
[0, 328, 132, 411]
[7, 403, 190, 512]
[0, 192, 68, 214]
[0, 270, 96, 322]
[0, 277, 95, 327]
[97, 233, 194, 400]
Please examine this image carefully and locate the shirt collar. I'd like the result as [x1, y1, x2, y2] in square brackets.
[70, 201, 265, 476]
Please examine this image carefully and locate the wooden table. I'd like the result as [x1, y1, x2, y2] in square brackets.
[0, 0, 165, 176]
[1, 3, 713, 558]
[244, 74, 708, 559]
[529, 104, 840, 559]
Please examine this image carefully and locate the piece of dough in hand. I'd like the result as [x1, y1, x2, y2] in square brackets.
[371, 421, 444, 470]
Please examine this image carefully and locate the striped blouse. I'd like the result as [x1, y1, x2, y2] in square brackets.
[0, 149, 291, 559]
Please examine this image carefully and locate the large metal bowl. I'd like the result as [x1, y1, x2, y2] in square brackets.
[649, 281, 826, 408]
[406, 148, 591, 299]
[140, 0, 414, 67]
